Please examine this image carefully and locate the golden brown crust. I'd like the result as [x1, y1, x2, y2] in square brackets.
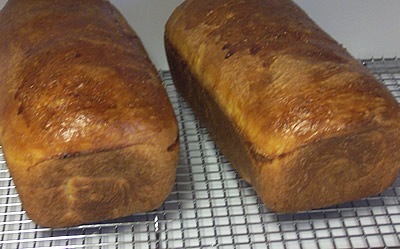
[165, 0, 400, 211]
[0, 0, 178, 227]
[18, 142, 178, 228]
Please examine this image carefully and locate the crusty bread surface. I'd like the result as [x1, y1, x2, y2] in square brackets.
[165, 0, 400, 212]
[0, 0, 179, 227]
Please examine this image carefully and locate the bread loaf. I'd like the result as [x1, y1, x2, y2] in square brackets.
[165, 0, 400, 212]
[0, 0, 179, 227]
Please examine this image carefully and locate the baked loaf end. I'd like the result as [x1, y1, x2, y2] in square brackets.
[0, 0, 178, 227]
[165, 0, 400, 212]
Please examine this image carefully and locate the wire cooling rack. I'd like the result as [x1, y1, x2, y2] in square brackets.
[1, 57, 400, 249]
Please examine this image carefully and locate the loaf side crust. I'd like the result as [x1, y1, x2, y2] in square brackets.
[6, 140, 179, 228]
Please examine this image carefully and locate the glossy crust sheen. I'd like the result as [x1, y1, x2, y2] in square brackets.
[0, 0, 179, 227]
[165, 0, 400, 211]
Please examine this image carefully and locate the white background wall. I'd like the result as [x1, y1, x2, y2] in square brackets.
[1, 0, 399, 70]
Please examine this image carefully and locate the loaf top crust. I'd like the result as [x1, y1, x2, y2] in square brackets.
[165, 0, 400, 159]
[0, 0, 178, 169]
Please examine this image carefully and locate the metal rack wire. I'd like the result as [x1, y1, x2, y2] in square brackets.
[1, 57, 400, 249]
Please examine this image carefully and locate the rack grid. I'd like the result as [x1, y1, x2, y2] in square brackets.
[1, 57, 400, 248]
